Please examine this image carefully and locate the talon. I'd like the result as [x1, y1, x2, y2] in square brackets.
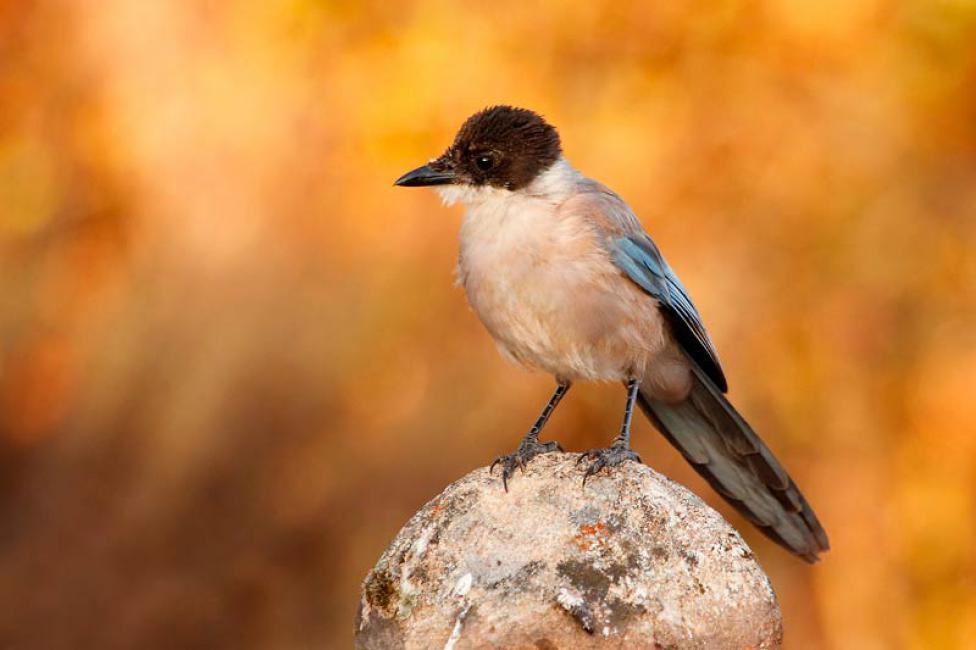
[582, 460, 604, 486]
[581, 468, 597, 487]
[578, 444, 641, 486]
[490, 437, 564, 489]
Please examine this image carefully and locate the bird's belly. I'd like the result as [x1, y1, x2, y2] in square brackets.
[462, 257, 663, 381]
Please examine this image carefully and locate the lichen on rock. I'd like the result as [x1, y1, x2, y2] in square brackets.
[355, 453, 782, 649]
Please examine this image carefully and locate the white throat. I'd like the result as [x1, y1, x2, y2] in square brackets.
[436, 156, 580, 208]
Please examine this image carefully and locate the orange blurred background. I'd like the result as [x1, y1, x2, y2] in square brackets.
[1, 1, 975, 648]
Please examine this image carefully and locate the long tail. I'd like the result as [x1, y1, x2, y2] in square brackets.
[638, 365, 829, 562]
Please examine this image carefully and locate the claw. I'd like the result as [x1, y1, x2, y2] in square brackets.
[490, 437, 564, 490]
[578, 443, 641, 486]
[582, 460, 606, 486]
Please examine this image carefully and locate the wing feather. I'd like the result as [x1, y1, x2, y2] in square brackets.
[611, 235, 728, 392]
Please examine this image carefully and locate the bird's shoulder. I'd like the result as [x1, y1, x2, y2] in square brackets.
[557, 177, 648, 240]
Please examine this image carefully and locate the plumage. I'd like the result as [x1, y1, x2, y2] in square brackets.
[611, 236, 728, 392]
[396, 106, 829, 562]
[639, 365, 829, 562]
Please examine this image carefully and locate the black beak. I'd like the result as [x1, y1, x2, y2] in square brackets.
[394, 164, 454, 187]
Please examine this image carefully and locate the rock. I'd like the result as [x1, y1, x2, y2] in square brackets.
[355, 453, 782, 649]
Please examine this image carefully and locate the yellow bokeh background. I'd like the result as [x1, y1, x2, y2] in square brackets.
[1, 1, 975, 648]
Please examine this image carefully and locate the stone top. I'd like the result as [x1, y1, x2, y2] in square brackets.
[356, 453, 782, 649]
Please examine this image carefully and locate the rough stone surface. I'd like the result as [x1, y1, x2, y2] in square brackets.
[355, 453, 782, 649]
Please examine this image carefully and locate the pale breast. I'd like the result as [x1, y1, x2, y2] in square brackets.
[457, 194, 665, 381]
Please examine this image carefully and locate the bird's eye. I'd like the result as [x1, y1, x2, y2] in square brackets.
[475, 155, 494, 171]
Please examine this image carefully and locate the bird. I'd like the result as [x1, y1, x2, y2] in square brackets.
[394, 105, 829, 562]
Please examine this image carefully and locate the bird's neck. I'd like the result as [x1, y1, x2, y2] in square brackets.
[522, 156, 581, 202]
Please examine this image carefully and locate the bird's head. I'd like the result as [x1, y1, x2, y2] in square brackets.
[394, 106, 562, 199]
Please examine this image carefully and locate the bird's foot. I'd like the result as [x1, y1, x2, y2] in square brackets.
[490, 438, 563, 491]
[577, 442, 641, 485]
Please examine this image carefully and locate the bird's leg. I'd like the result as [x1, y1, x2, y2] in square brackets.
[578, 378, 643, 485]
[491, 381, 571, 490]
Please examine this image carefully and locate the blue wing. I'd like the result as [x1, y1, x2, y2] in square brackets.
[611, 236, 728, 392]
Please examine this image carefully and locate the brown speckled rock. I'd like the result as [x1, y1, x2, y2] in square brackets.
[355, 453, 782, 649]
